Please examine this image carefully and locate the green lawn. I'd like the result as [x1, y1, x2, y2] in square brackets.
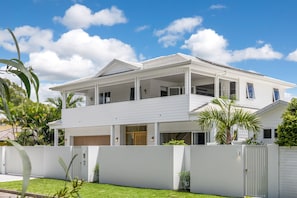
[0, 178, 226, 198]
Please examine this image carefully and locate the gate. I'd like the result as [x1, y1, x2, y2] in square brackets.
[244, 146, 268, 197]
[72, 146, 83, 179]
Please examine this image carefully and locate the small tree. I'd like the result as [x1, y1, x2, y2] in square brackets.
[276, 98, 297, 146]
[198, 98, 261, 144]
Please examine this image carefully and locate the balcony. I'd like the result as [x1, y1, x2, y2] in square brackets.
[62, 95, 193, 128]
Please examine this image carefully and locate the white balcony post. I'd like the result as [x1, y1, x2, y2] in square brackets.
[185, 68, 191, 95]
[94, 84, 99, 105]
[62, 92, 66, 109]
[135, 77, 140, 100]
[215, 76, 220, 98]
[154, 122, 159, 145]
[110, 125, 115, 146]
[54, 129, 59, 146]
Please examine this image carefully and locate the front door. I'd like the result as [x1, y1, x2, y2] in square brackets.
[126, 126, 147, 145]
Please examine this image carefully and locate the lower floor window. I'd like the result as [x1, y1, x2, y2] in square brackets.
[263, 129, 272, 139]
[160, 132, 209, 145]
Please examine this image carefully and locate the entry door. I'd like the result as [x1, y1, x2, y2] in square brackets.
[244, 146, 268, 197]
[126, 131, 147, 145]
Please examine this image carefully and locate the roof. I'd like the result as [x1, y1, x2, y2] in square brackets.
[50, 53, 296, 91]
[255, 100, 289, 115]
[191, 102, 259, 114]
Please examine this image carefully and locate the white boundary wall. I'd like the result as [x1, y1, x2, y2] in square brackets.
[99, 146, 185, 190]
[190, 145, 244, 197]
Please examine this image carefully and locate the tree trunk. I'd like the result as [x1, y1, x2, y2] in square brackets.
[226, 128, 232, 144]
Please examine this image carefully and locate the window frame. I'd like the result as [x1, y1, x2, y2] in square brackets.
[246, 83, 255, 99]
[263, 129, 272, 139]
[273, 88, 280, 102]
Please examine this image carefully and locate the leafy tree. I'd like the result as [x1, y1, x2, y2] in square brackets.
[276, 98, 297, 146]
[46, 93, 83, 117]
[10, 100, 60, 146]
[0, 29, 39, 119]
[198, 98, 261, 144]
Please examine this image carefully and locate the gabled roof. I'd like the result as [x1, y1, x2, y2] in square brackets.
[255, 100, 288, 116]
[95, 59, 142, 77]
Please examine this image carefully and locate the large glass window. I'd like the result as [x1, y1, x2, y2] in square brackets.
[160, 132, 191, 145]
[246, 83, 255, 99]
[99, 92, 111, 104]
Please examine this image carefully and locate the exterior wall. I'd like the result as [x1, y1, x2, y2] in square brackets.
[190, 145, 244, 197]
[257, 105, 286, 144]
[238, 77, 282, 109]
[279, 147, 297, 198]
[0, 146, 4, 174]
[99, 146, 185, 190]
[62, 95, 190, 128]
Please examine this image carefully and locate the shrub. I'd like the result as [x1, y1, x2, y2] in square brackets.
[163, 139, 187, 145]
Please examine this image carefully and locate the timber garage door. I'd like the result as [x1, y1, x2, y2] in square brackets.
[73, 135, 110, 146]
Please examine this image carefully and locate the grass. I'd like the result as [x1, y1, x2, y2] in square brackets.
[0, 178, 226, 198]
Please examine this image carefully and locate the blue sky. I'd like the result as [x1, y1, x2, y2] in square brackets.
[1, 0, 297, 102]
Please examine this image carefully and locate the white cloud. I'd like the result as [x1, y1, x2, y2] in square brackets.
[135, 25, 150, 32]
[0, 26, 53, 53]
[53, 4, 127, 29]
[286, 49, 297, 61]
[182, 28, 283, 64]
[155, 16, 203, 47]
[209, 4, 226, 10]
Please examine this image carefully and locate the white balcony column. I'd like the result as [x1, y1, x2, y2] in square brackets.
[214, 76, 220, 98]
[154, 122, 160, 145]
[184, 68, 191, 95]
[94, 84, 99, 105]
[61, 92, 66, 109]
[110, 125, 115, 146]
[54, 129, 59, 146]
[135, 77, 140, 100]
[65, 134, 70, 146]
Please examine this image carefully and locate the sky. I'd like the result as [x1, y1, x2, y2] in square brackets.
[1, 0, 297, 102]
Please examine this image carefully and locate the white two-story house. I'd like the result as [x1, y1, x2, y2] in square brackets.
[49, 53, 295, 146]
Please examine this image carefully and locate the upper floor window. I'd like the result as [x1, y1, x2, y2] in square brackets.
[246, 83, 255, 99]
[99, 92, 111, 104]
[273, 88, 280, 102]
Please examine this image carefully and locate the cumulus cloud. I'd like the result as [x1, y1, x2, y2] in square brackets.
[0, 26, 53, 53]
[53, 4, 127, 29]
[286, 49, 297, 61]
[135, 25, 150, 32]
[155, 16, 203, 47]
[0, 26, 137, 102]
[182, 28, 283, 64]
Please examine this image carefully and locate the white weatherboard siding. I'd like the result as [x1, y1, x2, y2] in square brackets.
[62, 95, 189, 128]
[279, 147, 297, 198]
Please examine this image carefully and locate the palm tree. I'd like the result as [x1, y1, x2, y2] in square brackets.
[198, 98, 261, 144]
[46, 93, 83, 111]
[0, 29, 39, 120]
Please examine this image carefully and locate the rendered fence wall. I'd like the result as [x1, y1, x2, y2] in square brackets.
[267, 144, 279, 198]
[279, 147, 297, 198]
[190, 145, 244, 197]
[0, 147, 4, 174]
[99, 146, 185, 190]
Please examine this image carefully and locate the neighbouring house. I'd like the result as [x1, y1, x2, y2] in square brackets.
[48, 53, 295, 146]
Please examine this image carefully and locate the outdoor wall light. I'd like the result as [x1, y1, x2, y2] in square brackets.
[115, 137, 119, 142]
[151, 136, 155, 142]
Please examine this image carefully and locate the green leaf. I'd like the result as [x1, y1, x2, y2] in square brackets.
[7, 28, 21, 60]
[6, 140, 32, 198]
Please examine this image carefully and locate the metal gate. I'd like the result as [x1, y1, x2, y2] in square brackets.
[244, 146, 268, 197]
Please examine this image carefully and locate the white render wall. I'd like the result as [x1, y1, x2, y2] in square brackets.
[190, 145, 244, 197]
[0, 146, 4, 174]
[98, 146, 185, 190]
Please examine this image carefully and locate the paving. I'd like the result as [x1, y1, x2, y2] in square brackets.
[0, 174, 41, 197]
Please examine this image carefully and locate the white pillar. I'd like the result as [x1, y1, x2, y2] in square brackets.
[154, 122, 159, 145]
[94, 84, 99, 105]
[62, 92, 66, 109]
[54, 129, 59, 146]
[65, 134, 70, 146]
[135, 77, 140, 100]
[214, 76, 220, 98]
[184, 68, 191, 95]
[110, 125, 115, 146]
[1, 146, 5, 174]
